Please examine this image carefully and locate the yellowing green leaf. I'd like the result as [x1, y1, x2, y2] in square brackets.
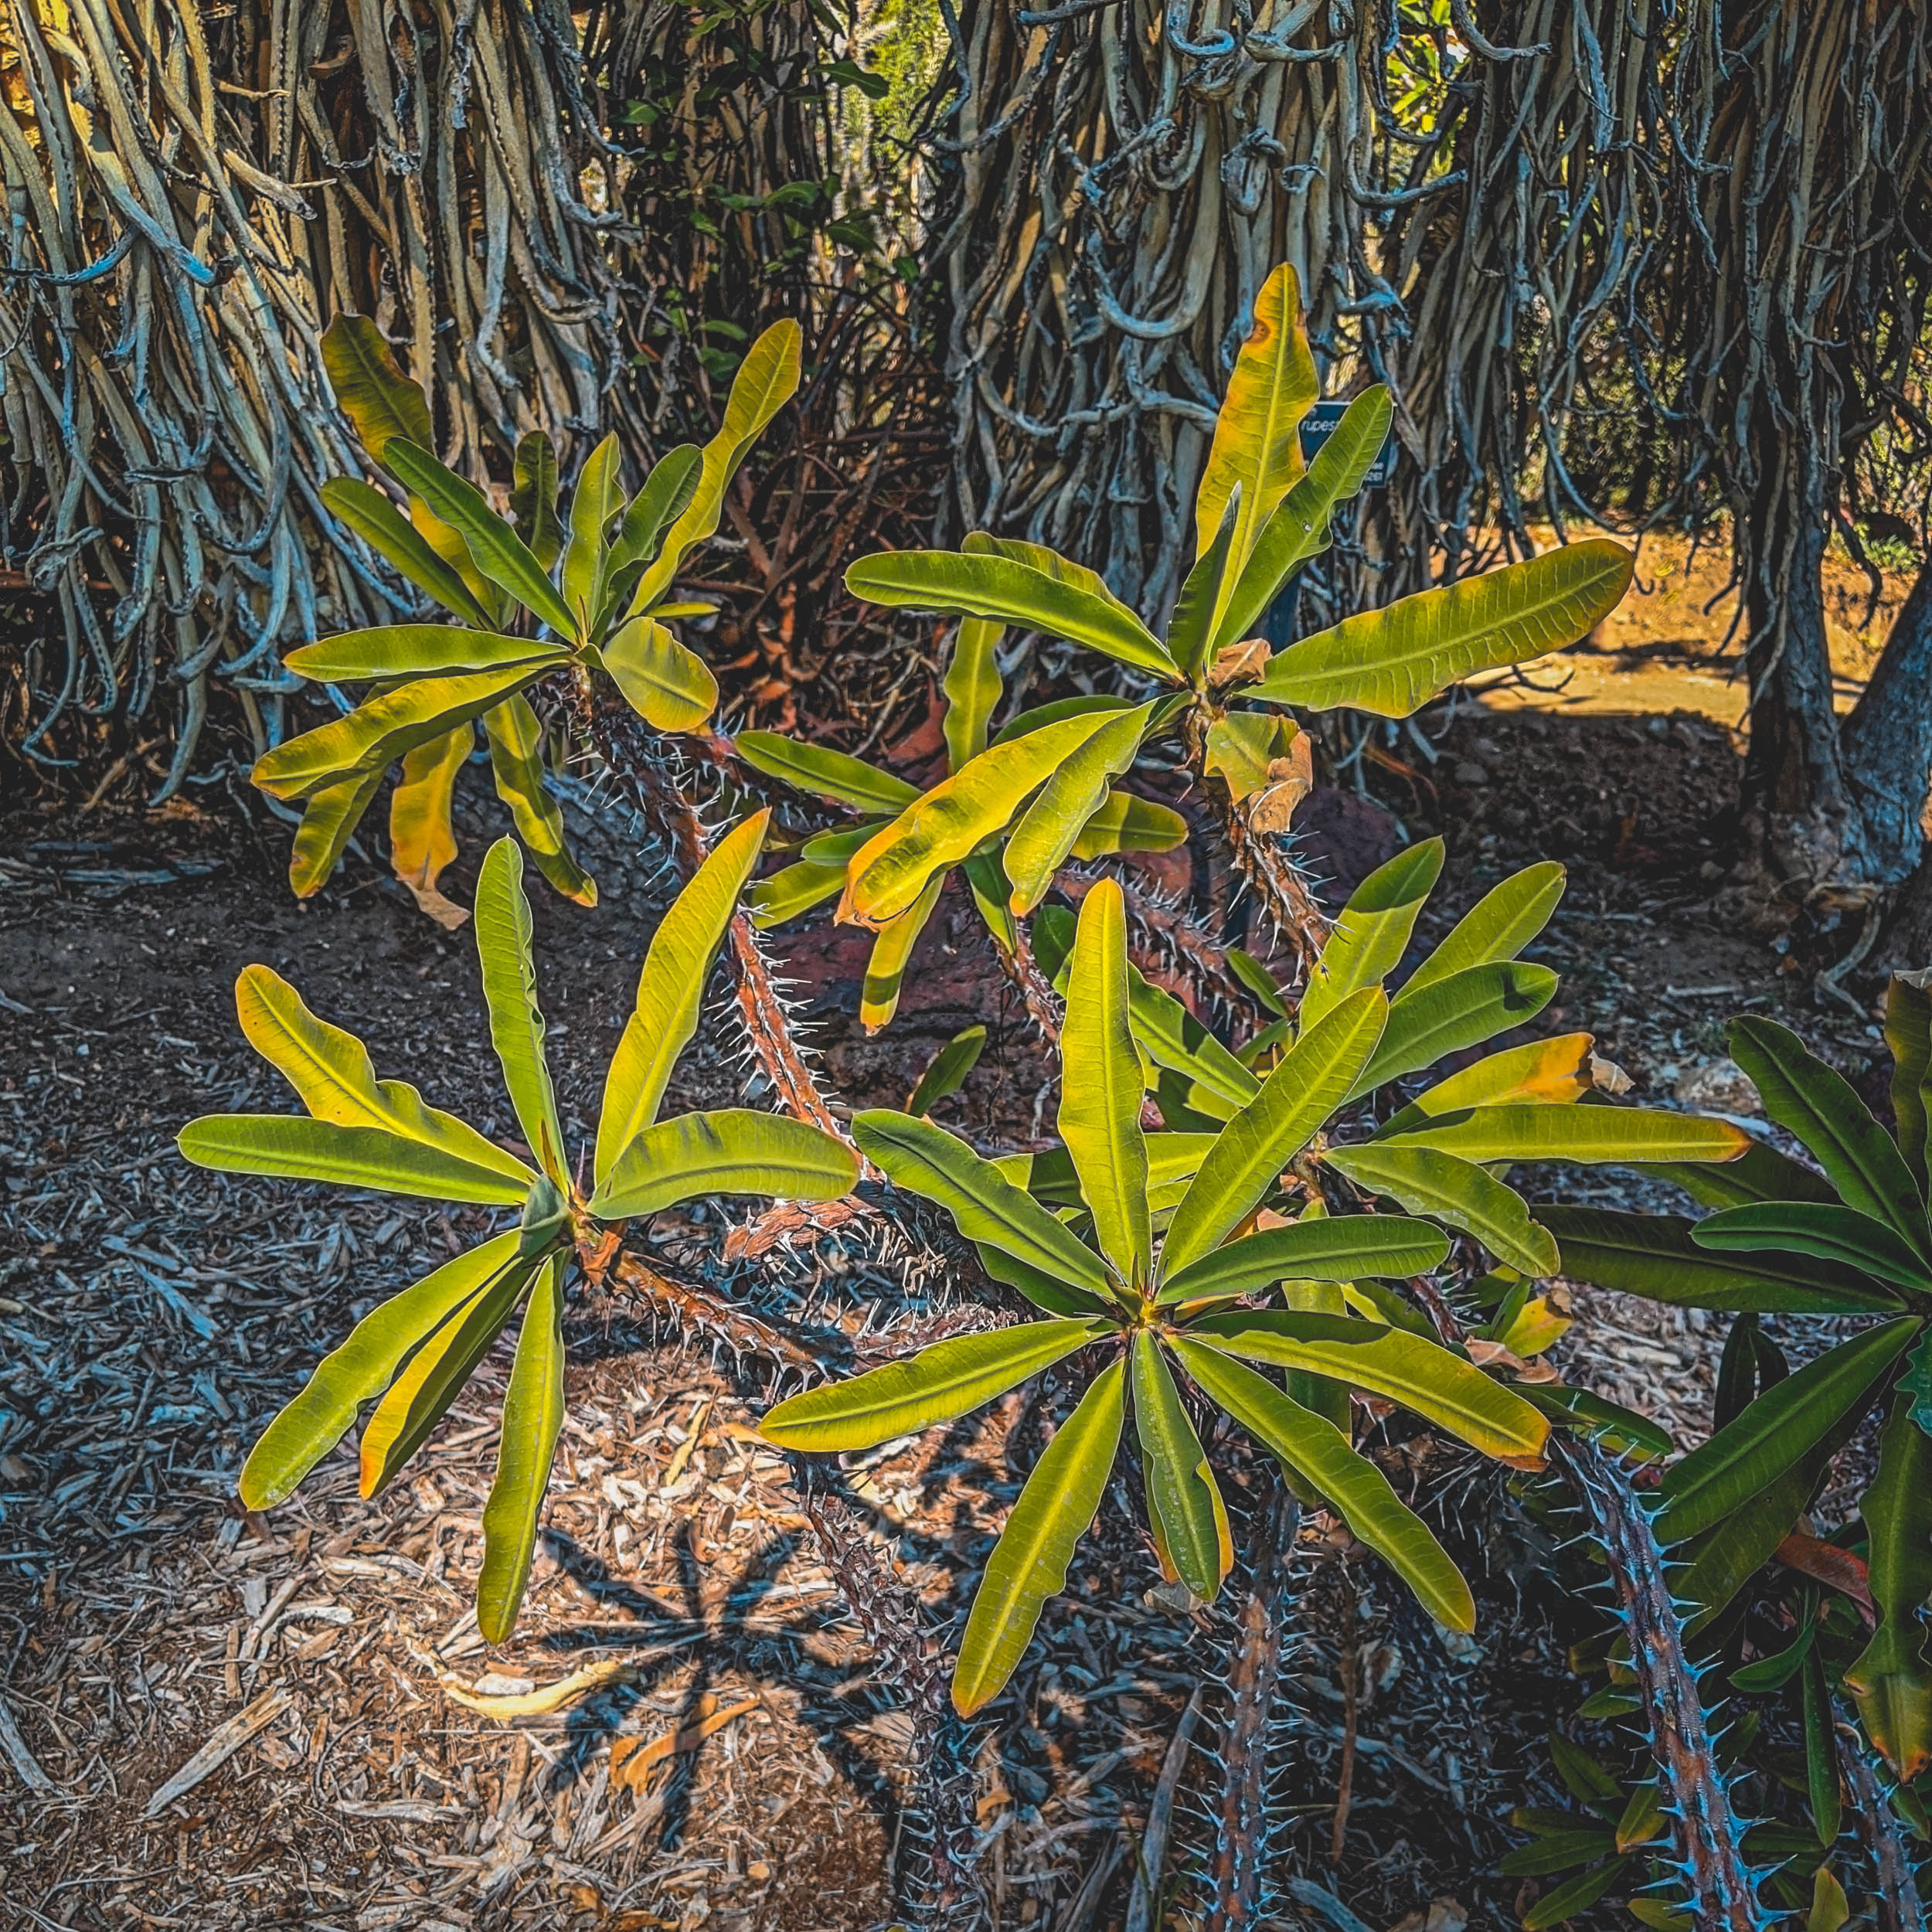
[287, 767, 386, 899]
[563, 432, 624, 624]
[840, 710, 1122, 927]
[1194, 264, 1318, 624]
[1004, 704, 1155, 915]
[389, 723, 470, 925]
[597, 812, 767, 1183]
[510, 431, 563, 570]
[178, 1116, 534, 1206]
[1322, 1142, 1556, 1276]
[1132, 1333, 1229, 1600]
[1253, 540, 1635, 718]
[600, 616, 719, 733]
[1156, 1216, 1450, 1304]
[481, 698, 597, 906]
[1070, 791, 1189, 859]
[253, 664, 540, 801]
[1372, 1104, 1750, 1167]
[861, 874, 944, 1032]
[1349, 961, 1559, 1100]
[1375, 1034, 1594, 1138]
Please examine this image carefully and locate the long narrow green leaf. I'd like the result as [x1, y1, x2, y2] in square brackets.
[1886, 975, 1932, 1193]
[1729, 1015, 1932, 1261]
[761, 1318, 1109, 1454]
[1004, 705, 1155, 914]
[841, 710, 1121, 927]
[1541, 1207, 1902, 1315]
[359, 1258, 536, 1493]
[1070, 791, 1190, 859]
[482, 698, 597, 906]
[239, 1231, 523, 1509]
[319, 481, 493, 628]
[1253, 542, 1634, 718]
[847, 542, 1175, 678]
[1349, 962, 1557, 1100]
[385, 439, 579, 640]
[1638, 1138, 1838, 1210]
[607, 444, 703, 578]
[1162, 988, 1387, 1281]
[1673, 1462, 1820, 1629]
[1194, 264, 1318, 621]
[1060, 881, 1151, 1284]
[851, 1111, 1117, 1302]
[179, 1116, 534, 1206]
[252, 665, 539, 801]
[1132, 1333, 1228, 1601]
[627, 321, 801, 616]
[589, 1108, 858, 1221]
[1301, 838, 1444, 1032]
[598, 814, 768, 1182]
[943, 617, 1004, 770]
[562, 433, 624, 624]
[736, 730, 919, 814]
[1845, 1367, 1932, 1778]
[908, 1026, 988, 1117]
[1175, 1340, 1474, 1628]
[226, 964, 534, 1185]
[1376, 1034, 1594, 1138]
[1693, 1202, 1932, 1294]
[1157, 1216, 1450, 1304]
[1403, 862, 1566, 995]
[955, 1358, 1126, 1713]
[1651, 1318, 1919, 1543]
[1124, 966, 1260, 1114]
[1185, 1311, 1548, 1458]
[1372, 1104, 1750, 1166]
[477, 1253, 567, 1641]
[1323, 1142, 1556, 1276]
[1166, 488, 1240, 682]
[1211, 386, 1393, 661]
[746, 857, 846, 930]
[473, 840, 566, 1181]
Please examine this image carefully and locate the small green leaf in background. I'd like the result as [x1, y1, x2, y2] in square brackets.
[907, 1026, 988, 1117]
[510, 432, 563, 570]
[943, 617, 1004, 770]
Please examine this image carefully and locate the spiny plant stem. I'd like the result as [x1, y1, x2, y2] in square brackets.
[802, 1488, 983, 1928]
[1203, 1486, 1300, 1930]
[1552, 1435, 1759, 1932]
[1219, 796, 1330, 975]
[1837, 1713, 1928, 1932]
[605, 1248, 821, 1374]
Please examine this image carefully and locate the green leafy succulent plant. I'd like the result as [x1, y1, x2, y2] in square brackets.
[735, 614, 1189, 1028]
[178, 815, 856, 1638]
[254, 317, 800, 914]
[760, 867, 1743, 1713]
[829, 264, 1634, 940]
[1545, 981, 1932, 1779]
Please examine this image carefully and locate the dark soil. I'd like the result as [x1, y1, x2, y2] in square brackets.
[0, 691, 1902, 1931]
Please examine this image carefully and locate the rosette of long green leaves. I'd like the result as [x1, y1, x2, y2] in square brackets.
[253, 317, 800, 914]
[1543, 981, 1932, 1779]
[733, 615, 1188, 1029]
[760, 879, 1743, 1714]
[829, 263, 1635, 934]
[177, 815, 855, 1639]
